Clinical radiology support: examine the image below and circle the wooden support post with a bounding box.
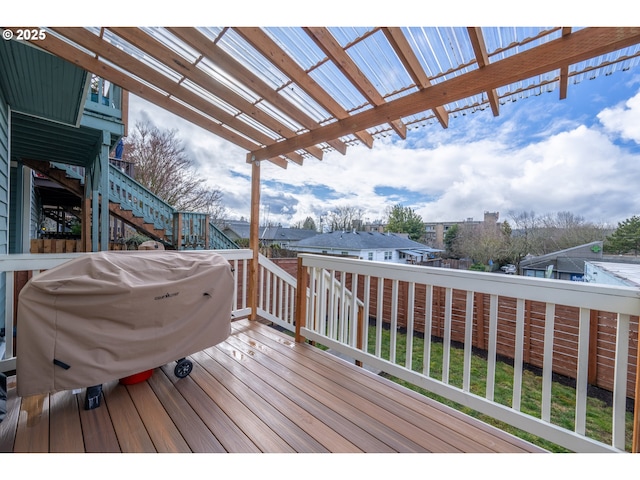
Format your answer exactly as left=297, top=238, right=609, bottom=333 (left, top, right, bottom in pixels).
left=295, top=256, right=308, bottom=343
left=248, top=160, right=261, bottom=321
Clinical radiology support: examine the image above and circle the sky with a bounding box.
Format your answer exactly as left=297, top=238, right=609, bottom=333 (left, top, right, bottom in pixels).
left=128, top=57, right=640, bottom=229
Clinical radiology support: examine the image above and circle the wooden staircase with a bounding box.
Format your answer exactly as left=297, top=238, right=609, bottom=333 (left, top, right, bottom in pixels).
left=23, top=159, right=237, bottom=250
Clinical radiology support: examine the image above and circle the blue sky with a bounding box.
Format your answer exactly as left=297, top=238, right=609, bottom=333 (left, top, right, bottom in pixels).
left=130, top=66, right=640, bottom=228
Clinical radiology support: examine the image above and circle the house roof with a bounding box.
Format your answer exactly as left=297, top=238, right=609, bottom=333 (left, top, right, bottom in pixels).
left=588, top=261, right=640, bottom=288
left=14, top=27, right=640, bottom=169
left=520, top=241, right=604, bottom=266
left=260, top=226, right=317, bottom=242
left=520, top=241, right=604, bottom=274
left=222, top=220, right=316, bottom=242
left=293, top=230, right=438, bottom=251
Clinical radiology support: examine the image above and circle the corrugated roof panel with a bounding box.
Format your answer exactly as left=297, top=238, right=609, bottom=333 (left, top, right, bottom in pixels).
left=196, top=58, right=261, bottom=104
left=254, top=100, right=306, bottom=133
left=341, top=28, right=416, bottom=99
left=142, top=27, right=201, bottom=64
left=180, top=78, right=240, bottom=117
left=102, top=28, right=183, bottom=83
left=308, top=60, right=368, bottom=113
left=401, top=27, right=475, bottom=81
left=263, top=27, right=326, bottom=71
left=218, top=28, right=291, bottom=91
left=482, top=27, right=561, bottom=59
left=326, top=26, right=376, bottom=47
left=277, top=83, right=333, bottom=125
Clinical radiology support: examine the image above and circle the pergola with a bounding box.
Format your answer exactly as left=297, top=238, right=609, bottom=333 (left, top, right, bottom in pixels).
left=21, top=26, right=640, bottom=315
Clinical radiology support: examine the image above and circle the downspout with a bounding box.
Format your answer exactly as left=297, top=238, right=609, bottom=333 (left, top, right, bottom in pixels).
left=248, top=159, right=260, bottom=320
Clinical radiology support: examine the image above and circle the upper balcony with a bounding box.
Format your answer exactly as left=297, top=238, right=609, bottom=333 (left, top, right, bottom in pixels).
left=1, top=251, right=638, bottom=453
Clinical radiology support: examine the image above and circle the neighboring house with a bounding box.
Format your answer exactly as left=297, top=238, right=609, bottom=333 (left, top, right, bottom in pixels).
left=519, top=241, right=604, bottom=281
left=221, top=220, right=251, bottom=243
left=424, top=211, right=500, bottom=249
left=584, top=260, right=640, bottom=288
left=221, top=220, right=316, bottom=249
left=290, top=230, right=442, bottom=264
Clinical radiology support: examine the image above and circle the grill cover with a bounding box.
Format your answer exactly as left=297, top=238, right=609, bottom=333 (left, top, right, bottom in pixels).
left=16, top=250, right=234, bottom=397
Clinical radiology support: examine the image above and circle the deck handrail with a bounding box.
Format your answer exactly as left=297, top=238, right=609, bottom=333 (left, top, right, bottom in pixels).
left=295, top=253, right=640, bottom=453
left=49, top=161, right=237, bottom=250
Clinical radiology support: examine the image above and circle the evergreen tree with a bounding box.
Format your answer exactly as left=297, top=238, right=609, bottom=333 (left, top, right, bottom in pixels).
left=605, top=215, right=640, bottom=255
left=444, top=224, right=460, bottom=258
left=385, top=204, right=425, bottom=241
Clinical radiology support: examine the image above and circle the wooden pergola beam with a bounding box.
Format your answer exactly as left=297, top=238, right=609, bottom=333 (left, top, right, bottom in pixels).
left=43, top=27, right=289, bottom=168
left=559, top=27, right=573, bottom=100
left=108, top=27, right=324, bottom=162
left=27, top=29, right=260, bottom=152
left=166, top=27, right=348, bottom=157
left=382, top=27, right=449, bottom=129
left=234, top=27, right=376, bottom=150
left=467, top=27, right=500, bottom=117
left=248, top=27, right=640, bottom=162
left=304, top=27, right=407, bottom=139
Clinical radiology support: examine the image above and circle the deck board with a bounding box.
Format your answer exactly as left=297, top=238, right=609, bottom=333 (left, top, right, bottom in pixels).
left=49, top=390, right=84, bottom=453
left=2, top=319, right=547, bottom=453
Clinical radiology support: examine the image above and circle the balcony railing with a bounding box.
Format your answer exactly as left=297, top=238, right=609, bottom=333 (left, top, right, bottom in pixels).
left=2, top=251, right=639, bottom=452
left=294, top=254, right=640, bottom=453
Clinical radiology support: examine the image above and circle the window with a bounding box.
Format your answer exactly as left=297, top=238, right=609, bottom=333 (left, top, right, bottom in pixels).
left=368, top=252, right=373, bottom=260
left=384, top=251, right=392, bottom=260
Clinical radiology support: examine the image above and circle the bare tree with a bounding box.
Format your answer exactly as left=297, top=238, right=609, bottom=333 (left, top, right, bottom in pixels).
left=325, top=205, right=365, bottom=232
left=122, top=120, right=226, bottom=221
left=508, top=210, right=611, bottom=255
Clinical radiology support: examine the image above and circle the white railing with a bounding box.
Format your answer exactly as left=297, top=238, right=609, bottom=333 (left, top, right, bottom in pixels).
left=296, top=253, right=640, bottom=453
left=256, top=255, right=297, bottom=330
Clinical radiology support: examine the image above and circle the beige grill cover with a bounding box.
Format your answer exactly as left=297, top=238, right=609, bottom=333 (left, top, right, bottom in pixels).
left=16, top=250, right=234, bottom=397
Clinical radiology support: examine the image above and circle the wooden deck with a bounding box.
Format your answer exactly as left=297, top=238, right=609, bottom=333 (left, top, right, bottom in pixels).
left=1, top=318, right=545, bottom=453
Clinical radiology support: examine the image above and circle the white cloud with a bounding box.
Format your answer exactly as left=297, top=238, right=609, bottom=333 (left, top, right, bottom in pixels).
left=597, top=90, right=640, bottom=144
left=128, top=78, right=640, bottom=229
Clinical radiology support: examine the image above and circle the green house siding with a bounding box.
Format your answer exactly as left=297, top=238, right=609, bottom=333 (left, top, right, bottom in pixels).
left=0, top=88, right=8, bottom=333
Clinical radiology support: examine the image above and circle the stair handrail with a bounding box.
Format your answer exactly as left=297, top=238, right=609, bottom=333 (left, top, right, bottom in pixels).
left=51, top=161, right=237, bottom=249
